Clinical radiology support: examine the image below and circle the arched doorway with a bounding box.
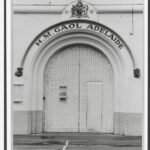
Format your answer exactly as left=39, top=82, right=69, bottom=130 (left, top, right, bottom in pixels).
left=43, top=44, right=114, bottom=133
left=19, top=20, right=135, bottom=134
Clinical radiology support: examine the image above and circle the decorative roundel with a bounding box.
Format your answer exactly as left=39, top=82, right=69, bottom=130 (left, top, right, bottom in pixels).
left=62, top=0, right=98, bottom=21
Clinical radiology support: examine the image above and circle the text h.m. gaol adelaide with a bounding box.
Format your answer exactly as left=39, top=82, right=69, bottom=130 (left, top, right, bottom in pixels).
left=13, top=0, right=144, bottom=135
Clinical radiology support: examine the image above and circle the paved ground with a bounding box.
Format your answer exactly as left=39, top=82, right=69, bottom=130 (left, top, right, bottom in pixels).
left=13, top=133, right=142, bottom=150
left=14, top=145, right=142, bottom=150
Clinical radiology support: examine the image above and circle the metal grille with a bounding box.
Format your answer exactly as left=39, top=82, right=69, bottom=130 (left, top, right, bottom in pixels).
left=43, top=47, right=79, bottom=132
left=79, top=47, right=113, bottom=132
left=43, top=45, right=113, bottom=133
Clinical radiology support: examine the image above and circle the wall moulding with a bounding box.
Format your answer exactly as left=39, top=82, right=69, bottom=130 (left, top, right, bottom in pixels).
left=13, top=5, right=143, bottom=14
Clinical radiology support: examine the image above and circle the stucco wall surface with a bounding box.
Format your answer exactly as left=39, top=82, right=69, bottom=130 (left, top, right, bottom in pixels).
left=12, top=0, right=144, bottom=136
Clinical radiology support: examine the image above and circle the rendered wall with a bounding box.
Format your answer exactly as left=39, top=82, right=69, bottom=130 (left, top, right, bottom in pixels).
left=12, top=0, right=144, bottom=135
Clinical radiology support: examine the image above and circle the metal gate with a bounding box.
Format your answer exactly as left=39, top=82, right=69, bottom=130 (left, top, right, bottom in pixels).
left=43, top=45, right=113, bottom=133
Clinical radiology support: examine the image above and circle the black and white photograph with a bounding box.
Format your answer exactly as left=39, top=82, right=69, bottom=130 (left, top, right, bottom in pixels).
left=9, top=0, right=147, bottom=150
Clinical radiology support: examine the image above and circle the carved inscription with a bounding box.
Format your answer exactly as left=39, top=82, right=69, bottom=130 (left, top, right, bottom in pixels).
left=35, top=21, right=124, bottom=49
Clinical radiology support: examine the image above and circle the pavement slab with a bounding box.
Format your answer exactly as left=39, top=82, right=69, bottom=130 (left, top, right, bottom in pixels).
left=14, top=145, right=142, bottom=150
left=14, top=133, right=142, bottom=147
left=13, top=133, right=142, bottom=150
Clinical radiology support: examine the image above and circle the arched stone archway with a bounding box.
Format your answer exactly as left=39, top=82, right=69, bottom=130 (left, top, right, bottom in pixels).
left=17, top=20, right=136, bottom=134
left=21, top=20, right=136, bottom=68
